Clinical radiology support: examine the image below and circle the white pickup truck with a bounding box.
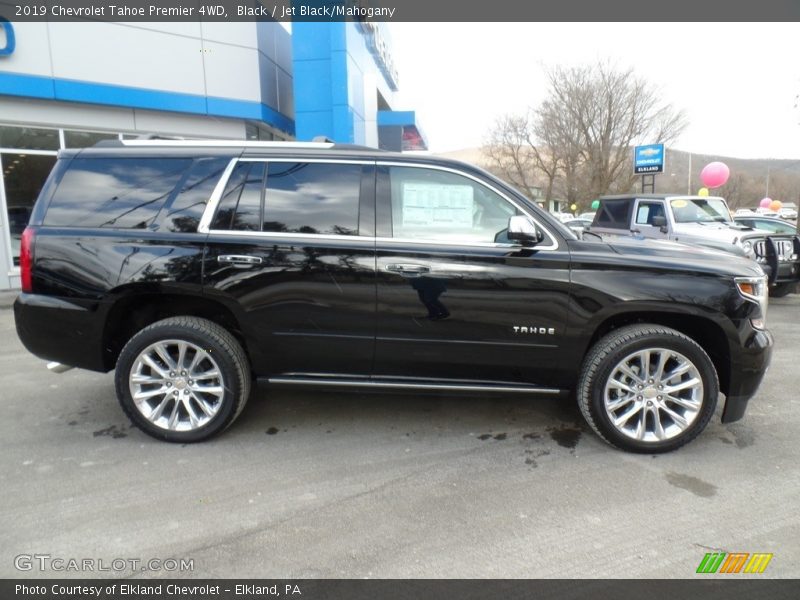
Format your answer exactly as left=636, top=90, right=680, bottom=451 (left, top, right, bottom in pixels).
left=589, top=194, right=800, bottom=297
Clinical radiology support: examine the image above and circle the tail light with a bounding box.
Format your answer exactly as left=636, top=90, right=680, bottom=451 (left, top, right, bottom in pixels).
left=20, top=227, right=34, bottom=293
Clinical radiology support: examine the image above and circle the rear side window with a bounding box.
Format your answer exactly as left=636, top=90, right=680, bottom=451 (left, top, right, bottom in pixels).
left=211, top=162, right=265, bottom=232
left=210, top=161, right=363, bottom=236
left=595, top=199, right=632, bottom=230
left=44, top=157, right=191, bottom=229
left=161, top=157, right=231, bottom=233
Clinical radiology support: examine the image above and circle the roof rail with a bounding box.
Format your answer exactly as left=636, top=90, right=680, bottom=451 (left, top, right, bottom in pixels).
left=119, top=140, right=335, bottom=149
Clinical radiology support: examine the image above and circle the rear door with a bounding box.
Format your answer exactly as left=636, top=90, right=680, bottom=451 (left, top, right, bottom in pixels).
left=371, top=163, right=572, bottom=389
left=202, top=158, right=377, bottom=378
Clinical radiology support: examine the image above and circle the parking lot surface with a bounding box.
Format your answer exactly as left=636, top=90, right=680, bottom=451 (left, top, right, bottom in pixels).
left=1, top=294, right=798, bottom=578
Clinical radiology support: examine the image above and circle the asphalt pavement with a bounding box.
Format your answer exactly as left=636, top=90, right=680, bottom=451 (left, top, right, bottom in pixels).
left=1, top=294, right=798, bottom=579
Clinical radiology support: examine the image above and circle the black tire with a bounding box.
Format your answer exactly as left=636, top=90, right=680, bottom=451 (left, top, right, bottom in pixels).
left=769, top=282, right=796, bottom=298
left=115, top=316, right=251, bottom=443
left=577, top=324, right=718, bottom=453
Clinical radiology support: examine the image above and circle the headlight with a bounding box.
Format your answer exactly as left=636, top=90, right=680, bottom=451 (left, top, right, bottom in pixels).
left=741, top=240, right=754, bottom=258
left=735, top=276, right=768, bottom=329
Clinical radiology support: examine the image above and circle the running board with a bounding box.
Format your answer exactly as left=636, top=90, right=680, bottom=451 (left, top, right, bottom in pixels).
left=265, top=377, right=562, bottom=395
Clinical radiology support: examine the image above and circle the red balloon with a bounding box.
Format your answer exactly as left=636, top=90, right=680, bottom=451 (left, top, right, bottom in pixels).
left=700, top=162, right=730, bottom=189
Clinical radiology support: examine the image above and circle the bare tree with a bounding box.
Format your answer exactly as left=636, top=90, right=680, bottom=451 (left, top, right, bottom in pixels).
left=543, top=62, right=688, bottom=202
left=484, top=61, right=688, bottom=212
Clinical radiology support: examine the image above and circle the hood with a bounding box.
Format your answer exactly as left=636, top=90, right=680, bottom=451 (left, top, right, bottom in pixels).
left=577, top=235, right=765, bottom=279
left=672, top=221, right=751, bottom=244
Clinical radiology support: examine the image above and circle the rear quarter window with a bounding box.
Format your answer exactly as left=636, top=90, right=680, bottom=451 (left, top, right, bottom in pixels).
left=595, top=199, right=633, bottom=229
left=43, top=157, right=192, bottom=229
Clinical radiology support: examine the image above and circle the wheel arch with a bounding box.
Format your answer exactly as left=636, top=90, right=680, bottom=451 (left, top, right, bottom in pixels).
left=582, top=309, right=732, bottom=398
left=101, top=288, right=250, bottom=372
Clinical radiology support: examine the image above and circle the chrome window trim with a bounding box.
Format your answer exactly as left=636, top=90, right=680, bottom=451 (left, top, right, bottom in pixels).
left=197, top=157, right=239, bottom=234
left=121, top=140, right=335, bottom=149
left=375, top=161, right=560, bottom=251
left=198, top=157, right=561, bottom=251
left=237, top=157, right=374, bottom=164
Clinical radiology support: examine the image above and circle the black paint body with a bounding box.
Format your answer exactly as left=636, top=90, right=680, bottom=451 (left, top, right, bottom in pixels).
left=14, top=145, right=773, bottom=423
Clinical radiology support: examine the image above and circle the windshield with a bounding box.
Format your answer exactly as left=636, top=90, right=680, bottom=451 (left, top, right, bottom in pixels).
left=670, top=198, right=732, bottom=223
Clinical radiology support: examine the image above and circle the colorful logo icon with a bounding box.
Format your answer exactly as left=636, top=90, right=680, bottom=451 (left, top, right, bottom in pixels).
left=696, top=552, right=773, bottom=574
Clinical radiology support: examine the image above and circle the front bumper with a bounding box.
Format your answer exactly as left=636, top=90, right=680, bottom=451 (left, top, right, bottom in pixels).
left=722, top=327, right=773, bottom=423
left=760, top=235, right=800, bottom=285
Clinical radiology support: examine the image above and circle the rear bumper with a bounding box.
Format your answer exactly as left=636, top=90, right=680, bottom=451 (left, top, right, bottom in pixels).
left=14, top=293, right=107, bottom=372
left=722, top=327, right=773, bottom=423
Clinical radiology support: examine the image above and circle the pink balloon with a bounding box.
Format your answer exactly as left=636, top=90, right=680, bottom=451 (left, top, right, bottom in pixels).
left=700, top=162, right=730, bottom=189
left=760, top=197, right=772, bottom=208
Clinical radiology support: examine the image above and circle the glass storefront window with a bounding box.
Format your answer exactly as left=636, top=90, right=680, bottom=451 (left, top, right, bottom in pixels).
left=63, top=130, right=119, bottom=148
left=2, top=153, right=58, bottom=265
left=0, top=125, right=60, bottom=151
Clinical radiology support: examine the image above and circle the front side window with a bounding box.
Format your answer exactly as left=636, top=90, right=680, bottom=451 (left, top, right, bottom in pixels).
left=388, top=166, right=519, bottom=243
left=263, top=162, right=361, bottom=236
left=635, top=201, right=666, bottom=226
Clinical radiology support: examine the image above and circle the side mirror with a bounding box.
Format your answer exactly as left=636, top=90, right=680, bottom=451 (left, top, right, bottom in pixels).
left=651, top=215, right=668, bottom=233
left=507, top=215, right=543, bottom=246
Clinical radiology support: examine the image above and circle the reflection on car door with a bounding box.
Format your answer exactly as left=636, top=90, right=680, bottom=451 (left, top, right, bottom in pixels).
left=202, top=159, right=377, bottom=378
left=372, top=163, right=572, bottom=388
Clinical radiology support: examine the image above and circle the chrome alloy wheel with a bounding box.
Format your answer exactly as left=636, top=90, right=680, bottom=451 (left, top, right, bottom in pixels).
left=603, top=348, right=704, bottom=443
left=129, top=339, right=225, bottom=432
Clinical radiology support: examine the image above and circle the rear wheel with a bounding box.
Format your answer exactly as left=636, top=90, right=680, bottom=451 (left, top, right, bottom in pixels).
left=115, top=317, right=251, bottom=442
left=577, top=324, right=718, bottom=453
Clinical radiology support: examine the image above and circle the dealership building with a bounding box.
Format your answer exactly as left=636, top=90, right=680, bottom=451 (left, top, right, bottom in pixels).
left=0, top=19, right=426, bottom=289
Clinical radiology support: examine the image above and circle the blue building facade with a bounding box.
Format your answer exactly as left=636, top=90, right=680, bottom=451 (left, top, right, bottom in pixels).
left=0, top=18, right=426, bottom=289
left=292, top=20, right=426, bottom=149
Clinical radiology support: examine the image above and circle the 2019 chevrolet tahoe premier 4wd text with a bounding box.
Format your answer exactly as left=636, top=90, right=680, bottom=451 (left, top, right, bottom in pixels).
left=14, top=140, right=773, bottom=452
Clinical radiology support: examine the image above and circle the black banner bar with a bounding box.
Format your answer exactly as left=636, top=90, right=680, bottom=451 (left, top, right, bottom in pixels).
left=2, top=0, right=800, bottom=22
left=3, top=579, right=800, bottom=600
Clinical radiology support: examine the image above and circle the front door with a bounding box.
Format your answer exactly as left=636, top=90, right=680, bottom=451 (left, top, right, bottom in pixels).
left=372, top=163, right=572, bottom=388
left=202, top=158, right=377, bottom=377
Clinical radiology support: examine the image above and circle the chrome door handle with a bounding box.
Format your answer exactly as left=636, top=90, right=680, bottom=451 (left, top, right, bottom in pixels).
left=385, top=263, right=431, bottom=275
left=217, top=254, right=262, bottom=266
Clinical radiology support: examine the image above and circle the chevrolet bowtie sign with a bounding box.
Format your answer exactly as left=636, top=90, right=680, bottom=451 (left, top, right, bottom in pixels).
left=634, top=143, right=665, bottom=174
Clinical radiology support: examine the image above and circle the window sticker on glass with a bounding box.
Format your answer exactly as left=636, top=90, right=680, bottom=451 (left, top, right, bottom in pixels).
left=401, top=182, right=474, bottom=229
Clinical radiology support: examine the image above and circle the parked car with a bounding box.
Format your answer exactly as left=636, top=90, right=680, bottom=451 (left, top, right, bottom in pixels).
left=551, top=211, right=575, bottom=223
left=564, top=218, right=592, bottom=234
left=15, top=141, right=773, bottom=453
left=734, top=215, right=797, bottom=235
left=590, top=194, right=800, bottom=297
left=779, top=207, right=798, bottom=220
left=578, top=211, right=596, bottom=221
left=734, top=208, right=757, bottom=217
left=755, top=207, right=780, bottom=217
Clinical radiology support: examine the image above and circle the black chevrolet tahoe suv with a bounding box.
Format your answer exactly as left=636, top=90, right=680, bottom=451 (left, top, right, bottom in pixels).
left=14, top=140, right=773, bottom=453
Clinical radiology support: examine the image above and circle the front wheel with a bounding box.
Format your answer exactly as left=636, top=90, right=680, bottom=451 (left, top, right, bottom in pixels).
left=115, top=316, right=251, bottom=443
left=577, top=324, right=718, bottom=453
